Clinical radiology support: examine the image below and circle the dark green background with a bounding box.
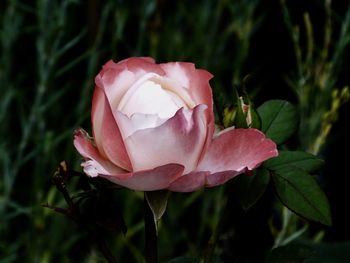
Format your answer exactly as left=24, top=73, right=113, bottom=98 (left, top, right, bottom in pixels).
left=1, top=0, right=350, bottom=262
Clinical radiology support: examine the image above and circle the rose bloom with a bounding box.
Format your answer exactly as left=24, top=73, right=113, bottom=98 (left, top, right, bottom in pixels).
left=74, top=57, right=277, bottom=192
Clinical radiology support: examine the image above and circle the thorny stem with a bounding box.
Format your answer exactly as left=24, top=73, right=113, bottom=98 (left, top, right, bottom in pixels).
left=48, top=162, right=118, bottom=263
left=144, top=193, right=158, bottom=263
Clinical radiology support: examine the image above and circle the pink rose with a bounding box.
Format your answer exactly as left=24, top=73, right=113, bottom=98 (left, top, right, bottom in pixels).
left=74, top=57, right=278, bottom=192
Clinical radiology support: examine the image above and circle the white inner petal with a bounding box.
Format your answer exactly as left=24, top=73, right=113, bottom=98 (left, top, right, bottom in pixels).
left=118, top=77, right=188, bottom=118
left=129, top=113, right=167, bottom=131
left=151, top=76, right=196, bottom=109
left=116, top=111, right=168, bottom=139
left=82, top=160, right=107, bottom=177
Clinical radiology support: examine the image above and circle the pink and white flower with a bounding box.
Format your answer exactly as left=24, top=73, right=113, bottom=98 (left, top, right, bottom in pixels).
left=74, top=57, right=278, bottom=192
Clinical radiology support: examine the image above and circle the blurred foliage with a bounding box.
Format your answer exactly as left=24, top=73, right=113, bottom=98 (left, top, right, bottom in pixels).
left=281, top=0, right=350, bottom=154
left=0, top=0, right=349, bottom=262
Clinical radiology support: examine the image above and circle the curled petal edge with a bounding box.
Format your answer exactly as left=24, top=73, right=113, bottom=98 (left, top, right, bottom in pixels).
left=169, top=128, right=278, bottom=192
left=101, top=164, right=185, bottom=191
left=73, top=128, right=128, bottom=178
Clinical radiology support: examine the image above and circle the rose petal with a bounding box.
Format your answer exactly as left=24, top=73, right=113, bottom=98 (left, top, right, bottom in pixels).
left=168, top=171, right=209, bottom=192
left=198, top=119, right=215, bottom=164
left=160, top=62, right=214, bottom=121
left=124, top=105, right=208, bottom=174
left=96, top=58, right=166, bottom=109
left=118, top=57, right=164, bottom=78
left=73, top=129, right=126, bottom=177
left=197, top=128, right=278, bottom=186
left=91, top=86, right=132, bottom=171
left=151, top=75, right=196, bottom=109
left=206, top=171, right=241, bottom=188
left=118, top=56, right=155, bottom=64
left=96, top=66, right=136, bottom=109
left=101, top=164, right=184, bottom=191
left=160, top=62, right=215, bottom=161
left=116, top=111, right=167, bottom=139
left=117, top=73, right=187, bottom=118
left=74, top=129, right=183, bottom=190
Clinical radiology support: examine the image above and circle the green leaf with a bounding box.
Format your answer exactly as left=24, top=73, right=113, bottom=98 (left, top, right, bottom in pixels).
left=272, top=167, right=332, bottom=226
left=264, top=150, right=324, bottom=173
left=233, top=168, right=270, bottom=211
left=266, top=243, right=315, bottom=263
left=257, top=100, right=298, bottom=144
left=301, top=241, right=350, bottom=263
left=145, top=190, right=170, bottom=232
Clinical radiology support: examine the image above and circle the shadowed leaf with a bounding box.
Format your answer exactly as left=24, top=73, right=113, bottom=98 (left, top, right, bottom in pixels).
left=258, top=100, right=298, bottom=144
left=272, top=167, right=332, bottom=226
left=233, top=168, right=270, bottom=211
left=266, top=243, right=315, bottom=263
left=264, top=150, right=324, bottom=173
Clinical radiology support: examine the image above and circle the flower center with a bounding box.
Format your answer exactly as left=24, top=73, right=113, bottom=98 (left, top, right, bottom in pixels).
left=118, top=73, right=188, bottom=118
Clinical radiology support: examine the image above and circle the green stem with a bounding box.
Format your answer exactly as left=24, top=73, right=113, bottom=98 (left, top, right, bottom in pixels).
left=203, top=213, right=225, bottom=263
left=144, top=193, right=158, bottom=263
left=203, top=192, right=229, bottom=263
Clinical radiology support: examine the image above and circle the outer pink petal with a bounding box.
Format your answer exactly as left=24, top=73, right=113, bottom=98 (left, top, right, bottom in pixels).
left=74, top=129, right=184, bottom=190
left=99, top=57, right=157, bottom=78
left=117, top=57, right=155, bottom=66
left=73, top=129, right=126, bottom=177
left=168, top=171, right=209, bottom=192
left=101, top=164, right=184, bottom=191
left=124, top=105, right=208, bottom=174
left=95, top=58, right=166, bottom=109
left=96, top=60, right=125, bottom=87
left=91, top=86, right=132, bottom=171
left=206, top=171, right=242, bottom=188
left=197, top=128, right=278, bottom=187
left=118, top=57, right=164, bottom=78
left=96, top=65, right=136, bottom=109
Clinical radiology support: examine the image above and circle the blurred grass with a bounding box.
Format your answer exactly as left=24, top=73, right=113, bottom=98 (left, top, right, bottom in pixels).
left=0, top=0, right=349, bottom=262
left=281, top=0, right=350, bottom=154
